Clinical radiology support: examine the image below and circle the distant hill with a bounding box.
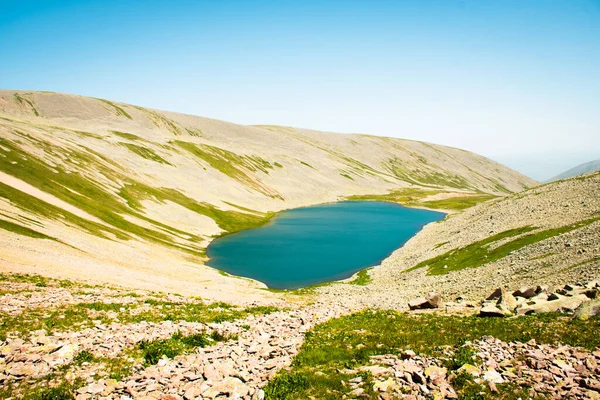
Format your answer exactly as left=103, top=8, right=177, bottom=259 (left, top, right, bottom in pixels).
left=547, top=159, right=600, bottom=182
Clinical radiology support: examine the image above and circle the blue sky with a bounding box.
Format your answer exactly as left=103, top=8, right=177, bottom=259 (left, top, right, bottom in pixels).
left=1, top=0, right=599, bottom=180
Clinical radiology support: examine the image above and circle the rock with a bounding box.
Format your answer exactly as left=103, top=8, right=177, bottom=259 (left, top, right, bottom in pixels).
left=480, top=304, right=509, bottom=318
left=53, top=343, right=79, bottom=363
left=373, top=377, right=397, bottom=392
left=7, top=362, right=37, bottom=377
left=496, top=289, right=518, bottom=311
left=513, top=286, right=537, bottom=299
left=573, top=299, right=600, bottom=320
left=161, top=395, right=182, bottom=400
left=457, top=364, right=480, bottom=377
left=401, top=350, right=416, bottom=359
left=482, top=369, right=504, bottom=384
left=358, top=365, right=392, bottom=377
left=516, top=294, right=589, bottom=315
left=183, top=382, right=204, bottom=400
left=202, top=377, right=249, bottom=399
left=531, top=293, right=549, bottom=302
left=424, top=366, right=447, bottom=384
left=486, top=288, right=502, bottom=301
left=585, top=280, right=600, bottom=289
left=408, top=292, right=441, bottom=310
left=252, top=389, right=265, bottom=400
left=548, top=292, right=562, bottom=301
left=535, top=285, right=549, bottom=294
left=564, top=284, right=582, bottom=292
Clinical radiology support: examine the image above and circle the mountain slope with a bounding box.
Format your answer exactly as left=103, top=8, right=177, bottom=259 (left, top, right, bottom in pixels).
left=548, top=159, right=600, bottom=182
left=0, top=90, right=537, bottom=300
left=317, top=172, right=600, bottom=308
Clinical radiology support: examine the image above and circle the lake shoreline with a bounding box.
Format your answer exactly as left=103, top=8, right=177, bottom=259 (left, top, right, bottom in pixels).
left=205, top=201, right=445, bottom=290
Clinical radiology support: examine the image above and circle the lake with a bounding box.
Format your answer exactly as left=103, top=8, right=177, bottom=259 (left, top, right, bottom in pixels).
left=206, top=201, right=445, bottom=289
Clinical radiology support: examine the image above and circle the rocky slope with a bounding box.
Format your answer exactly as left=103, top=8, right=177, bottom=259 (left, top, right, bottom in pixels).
left=0, top=90, right=535, bottom=300
left=317, top=172, right=600, bottom=308
left=548, top=159, right=600, bottom=182
left=3, top=274, right=599, bottom=400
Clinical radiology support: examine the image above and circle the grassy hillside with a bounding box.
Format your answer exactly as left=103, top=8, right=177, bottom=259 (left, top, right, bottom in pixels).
left=0, top=90, right=536, bottom=297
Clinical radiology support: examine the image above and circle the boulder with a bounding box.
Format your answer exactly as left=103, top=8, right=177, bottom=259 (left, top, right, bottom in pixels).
left=480, top=304, right=510, bottom=318
left=564, top=283, right=582, bottom=292
left=513, top=286, right=537, bottom=299
left=516, top=294, right=589, bottom=315
left=585, top=280, right=600, bottom=289
left=486, top=288, right=502, bottom=301
left=535, top=285, right=549, bottom=294
left=496, top=289, right=518, bottom=311
left=548, top=292, right=562, bottom=301
left=573, top=299, right=600, bottom=320
left=530, top=293, right=549, bottom=302
left=408, top=292, right=441, bottom=310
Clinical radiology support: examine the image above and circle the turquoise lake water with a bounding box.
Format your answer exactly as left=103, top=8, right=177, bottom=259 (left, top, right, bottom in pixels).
left=206, top=201, right=445, bottom=289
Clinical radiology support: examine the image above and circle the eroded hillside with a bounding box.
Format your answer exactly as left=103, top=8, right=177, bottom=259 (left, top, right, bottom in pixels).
left=0, top=90, right=536, bottom=299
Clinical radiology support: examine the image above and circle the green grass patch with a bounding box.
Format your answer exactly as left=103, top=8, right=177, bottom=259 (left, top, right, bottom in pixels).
left=13, top=93, right=40, bottom=116
left=0, top=218, right=57, bottom=241
left=340, top=172, right=354, bottom=180
left=139, top=330, right=233, bottom=365
left=529, top=252, right=556, bottom=261
left=0, top=293, right=278, bottom=340
left=119, top=142, right=173, bottom=165
left=73, top=350, right=95, bottom=365
left=0, top=305, right=109, bottom=340
left=174, top=141, right=279, bottom=196
left=98, top=99, right=132, bottom=119
left=347, top=187, right=441, bottom=205
left=0, top=377, right=85, bottom=400
left=134, top=106, right=181, bottom=135
left=348, top=188, right=494, bottom=211
left=185, top=127, right=204, bottom=137
left=420, top=194, right=496, bottom=211
left=0, top=273, right=79, bottom=288
left=111, top=130, right=140, bottom=140
left=264, top=310, right=600, bottom=399
left=347, top=269, right=372, bottom=285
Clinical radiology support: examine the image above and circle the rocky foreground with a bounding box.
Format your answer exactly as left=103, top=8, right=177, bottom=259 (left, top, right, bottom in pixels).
left=1, top=274, right=600, bottom=399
